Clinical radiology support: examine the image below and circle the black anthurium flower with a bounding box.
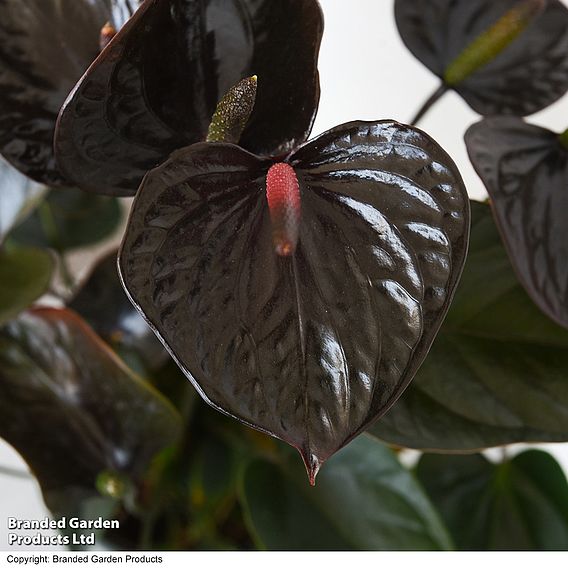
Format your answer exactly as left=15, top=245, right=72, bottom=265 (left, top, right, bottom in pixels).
left=0, top=0, right=141, bottom=186
left=465, top=117, right=568, bottom=329
left=54, top=0, right=324, bottom=197
left=395, top=0, right=568, bottom=124
left=118, top=120, right=471, bottom=483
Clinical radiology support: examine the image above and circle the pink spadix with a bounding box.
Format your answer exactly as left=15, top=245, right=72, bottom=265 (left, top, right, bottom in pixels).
left=266, top=163, right=302, bottom=256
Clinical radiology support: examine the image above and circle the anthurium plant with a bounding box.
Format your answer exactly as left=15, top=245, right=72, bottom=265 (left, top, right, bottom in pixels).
left=1, top=0, right=568, bottom=551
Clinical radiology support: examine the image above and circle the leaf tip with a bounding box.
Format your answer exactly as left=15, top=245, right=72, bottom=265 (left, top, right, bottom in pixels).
left=300, top=450, right=322, bottom=486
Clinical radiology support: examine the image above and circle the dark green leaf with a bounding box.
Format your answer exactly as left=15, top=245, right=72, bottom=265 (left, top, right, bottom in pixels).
left=55, top=0, right=324, bottom=196
left=186, top=435, right=239, bottom=544
left=11, top=188, right=121, bottom=252
left=372, top=201, right=568, bottom=450
left=239, top=435, right=453, bottom=551
left=465, top=116, right=568, bottom=328
left=69, top=250, right=168, bottom=370
left=0, top=246, right=54, bottom=325
left=118, top=121, right=469, bottom=479
left=416, top=450, right=568, bottom=550
left=190, top=437, right=236, bottom=506
left=0, top=159, right=47, bottom=244
left=0, top=308, right=181, bottom=516
left=396, top=0, right=568, bottom=116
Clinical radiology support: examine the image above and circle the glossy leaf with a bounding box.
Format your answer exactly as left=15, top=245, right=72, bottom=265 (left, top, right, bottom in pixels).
left=0, top=246, right=54, bottom=325
left=0, top=158, right=46, bottom=244
left=465, top=116, right=568, bottom=328
left=11, top=187, right=121, bottom=252
left=55, top=0, right=324, bottom=196
left=395, top=0, right=568, bottom=116
left=372, top=201, right=568, bottom=451
left=0, top=0, right=135, bottom=184
left=69, top=250, right=168, bottom=371
left=0, top=308, right=181, bottom=515
left=239, top=435, right=453, bottom=550
left=416, top=450, right=568, bottom=550
left=119, top=120, right=470, bottom=480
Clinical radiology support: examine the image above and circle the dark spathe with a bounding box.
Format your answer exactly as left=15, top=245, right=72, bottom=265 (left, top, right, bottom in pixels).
left=396, top=0, right=568, bottom=117
left=466, top=116, right=568, bottom=329
left=118, top=120, right=470, bottom=481
left=55, top=0, right=324, bottom=196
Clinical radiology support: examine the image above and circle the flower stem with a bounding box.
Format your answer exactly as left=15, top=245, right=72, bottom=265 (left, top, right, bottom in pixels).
left=559, top=128, right=568, bottom=150
left=410, top=84, right=449, bottom=127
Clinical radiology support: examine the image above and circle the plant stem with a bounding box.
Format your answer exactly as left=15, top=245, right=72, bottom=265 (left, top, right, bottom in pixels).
left=559, top=128, right=568, bottom=149
left=138, top=507, right=158, bottom=551
left=410, top=83, right=449, bottom=126
left=38, top=201, right=59, bottom=248
left=59, top=254, right=76, bottom=292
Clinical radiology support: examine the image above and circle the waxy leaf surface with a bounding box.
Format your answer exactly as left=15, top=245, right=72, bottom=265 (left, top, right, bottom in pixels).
left=70, top=250, right=168, bottom=370
left=55, top=0, right=324, bottom=197
left=240, top=435, right=453, bottom=550
left=0, top=0, right=138, bottom=185
left=0, top=246, right=54, bottom=325
left=416, top=450, right=568, bottom=550
left=0, top=158, right=46, bottom=244
left=465, top=116, right=568, bottom=328
left=395, top=0, right=568, bottom=116
left=372, top=202, right=568, bottom=451
left=119, top=121, right=470, bottom=479
left=0, top=308, right=181, bottom=515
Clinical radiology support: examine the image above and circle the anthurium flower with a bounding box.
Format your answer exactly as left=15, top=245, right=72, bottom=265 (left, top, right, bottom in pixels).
left=465, top=116, right=568, bottom=329
left=395, top=0, right=568, bottom=123
left=55, top=0, right=324, bottom=197
left=0, top=0, right=141, bottom=186
left=118, top=121, right=471, bottom=482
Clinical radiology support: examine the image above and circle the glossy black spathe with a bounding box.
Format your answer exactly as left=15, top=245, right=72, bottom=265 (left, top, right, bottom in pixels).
left=55, top=0, right=324, bottom=196
left=118, top=120, right=470, bottom=481
left=465, top=116, right=568, bottom=329
left=396, top=0, right=568, bottom=120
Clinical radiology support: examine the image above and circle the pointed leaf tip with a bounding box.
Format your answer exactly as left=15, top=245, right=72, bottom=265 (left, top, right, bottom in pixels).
left=300, top=450, right=322, bottom=486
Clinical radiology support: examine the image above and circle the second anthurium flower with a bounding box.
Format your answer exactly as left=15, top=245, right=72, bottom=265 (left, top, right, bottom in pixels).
left=55, top=0, right=471, bottom=481
left=396, top=0, right=568, bottom=123
left=55, top=0, right=324, bottom=196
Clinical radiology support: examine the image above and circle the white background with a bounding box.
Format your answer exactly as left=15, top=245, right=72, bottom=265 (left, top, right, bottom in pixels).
left=2, top=0, right=568, bottom=551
